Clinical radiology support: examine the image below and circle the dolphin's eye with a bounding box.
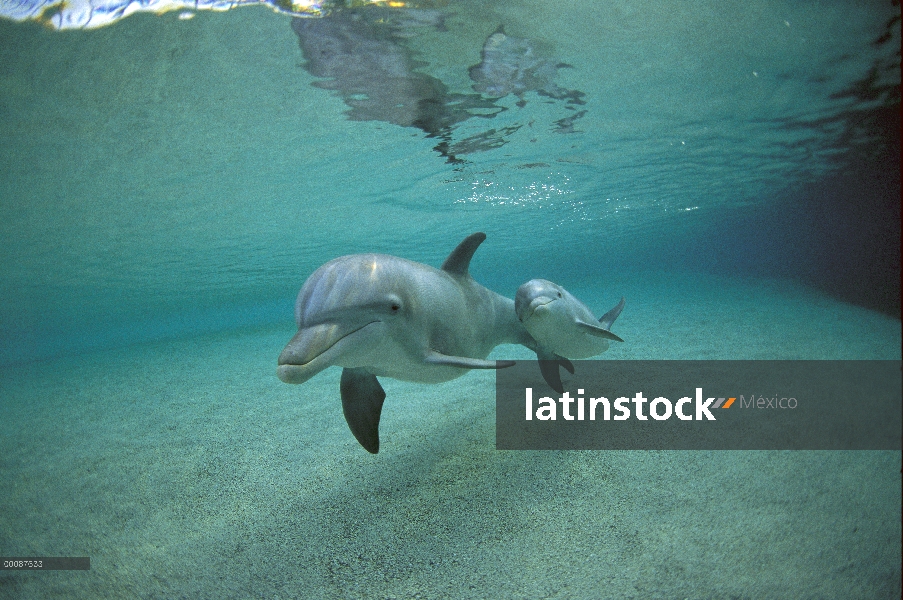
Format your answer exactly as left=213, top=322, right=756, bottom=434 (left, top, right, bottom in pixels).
left=557, top=292, right=562, bottom=298
left=391, top=304, right=400, bottom=311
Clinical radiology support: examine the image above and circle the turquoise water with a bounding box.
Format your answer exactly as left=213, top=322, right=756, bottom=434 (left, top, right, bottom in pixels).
left=1, top=0, right=900, bottom=597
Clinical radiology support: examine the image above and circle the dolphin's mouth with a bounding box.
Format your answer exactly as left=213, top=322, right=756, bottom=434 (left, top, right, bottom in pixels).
left=277, top=320, right=378, bottom=383
left=279, top=320, right=379, bottom=366
left=519, top=297, right=555, bottom=322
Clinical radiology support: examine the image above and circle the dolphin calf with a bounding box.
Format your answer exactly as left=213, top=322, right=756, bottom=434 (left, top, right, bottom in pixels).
left=515, top=279, right=625, bottom=391
left=278, top=233, right=535, bottom=453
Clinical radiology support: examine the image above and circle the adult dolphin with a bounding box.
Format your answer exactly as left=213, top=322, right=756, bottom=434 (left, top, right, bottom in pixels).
left=278, top=233, right=536, bottom=453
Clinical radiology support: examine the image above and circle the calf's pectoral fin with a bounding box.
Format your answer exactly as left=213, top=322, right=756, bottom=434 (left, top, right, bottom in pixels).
left=425, top=351, right=515, bottom=369
left=576, top=320, right=624, bottom=342
left=340, top=367, right=386, bottom=454
left=536, top=348, right=574, bottom=394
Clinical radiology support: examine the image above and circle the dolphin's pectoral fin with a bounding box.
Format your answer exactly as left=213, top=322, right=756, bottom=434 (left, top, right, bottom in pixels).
left=539, top=360, right=563, bottom=394
left=598, top=297, right=625, bottom=331
left=340, top=368, right=386, bottom=454
left=577, top=296, right=625, bottom=341
left=576, top=320, right=624, bottom=342
left=559, top=356, right=575, bottom=374
left=440, top=232, right=485, bottom=277
left=536, top=349, right=573, bottom=394
left=425, top=351, right=515, bottom=370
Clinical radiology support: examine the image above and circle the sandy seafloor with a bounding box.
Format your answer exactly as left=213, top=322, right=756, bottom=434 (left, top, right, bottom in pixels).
left=1, top=271, right=900, bottom=599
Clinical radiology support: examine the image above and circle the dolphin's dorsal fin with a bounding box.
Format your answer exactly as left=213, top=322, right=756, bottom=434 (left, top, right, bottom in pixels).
left=599, top=297, right=626, bottom=331
left=441, top=232, right=486, bottom=277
